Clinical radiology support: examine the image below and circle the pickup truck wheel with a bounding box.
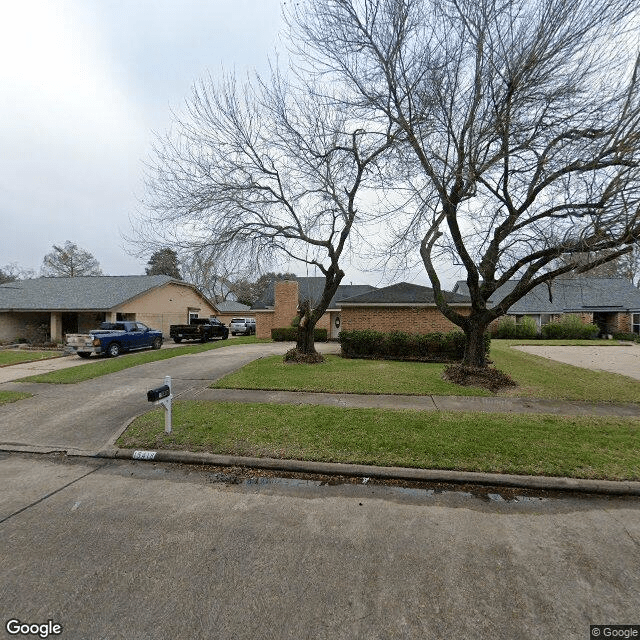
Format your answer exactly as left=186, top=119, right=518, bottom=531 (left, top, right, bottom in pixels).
left=200, top=335, right=208, bottom=343
left=152, top=337, right=162, bottom=350
left=106, top=342, right=121, bottom=357
left=77, top=352, right=91, bottom=359
left=173, top=337, right=182, bottom=343
left=222, top=332, right=229, bottom=340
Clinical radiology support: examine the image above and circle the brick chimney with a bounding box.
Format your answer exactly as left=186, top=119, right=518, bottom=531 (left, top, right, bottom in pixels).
left=273, top=280, right=299, bottom=328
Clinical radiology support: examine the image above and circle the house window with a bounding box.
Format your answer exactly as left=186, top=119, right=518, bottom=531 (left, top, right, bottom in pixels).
left=189, top=312, right=199, bottom=323
left=633, top=313, right=640, bottom=335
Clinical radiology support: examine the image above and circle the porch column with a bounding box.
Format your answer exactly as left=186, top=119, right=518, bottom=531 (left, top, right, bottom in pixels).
left=105, top=311, right=117, bottom=323
left=50, top=312, right=63, bottom=343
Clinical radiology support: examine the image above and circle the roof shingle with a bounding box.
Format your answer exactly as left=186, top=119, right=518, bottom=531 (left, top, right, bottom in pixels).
left=0, top=275, right=178, bottom=311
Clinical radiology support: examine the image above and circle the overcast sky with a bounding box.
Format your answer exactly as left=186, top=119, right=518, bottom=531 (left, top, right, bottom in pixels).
left=0, top=0, right=460, bottom=288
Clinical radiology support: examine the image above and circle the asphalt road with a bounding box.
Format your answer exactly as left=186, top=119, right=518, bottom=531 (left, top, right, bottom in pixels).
left=1, top=453, right=639, bottom=640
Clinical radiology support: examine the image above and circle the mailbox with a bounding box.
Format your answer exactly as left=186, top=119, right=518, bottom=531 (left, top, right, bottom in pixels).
left=147, top=384, right=171, bottom=403
left=146, top=376, right=173, bottom=434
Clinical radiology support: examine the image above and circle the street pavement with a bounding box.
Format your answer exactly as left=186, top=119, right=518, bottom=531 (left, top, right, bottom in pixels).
left=2, top=452, right=640, bottom=640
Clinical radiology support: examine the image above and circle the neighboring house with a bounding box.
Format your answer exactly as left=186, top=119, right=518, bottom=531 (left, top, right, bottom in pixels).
left=252, top=278, right=377, bottom=339
left=0, top=275, right=219, bottom=344
left=453, top=277, right=640, bottom=335
left=337, top=282, right=472, bottom=334
left=215, top=300, right=252, bottom=326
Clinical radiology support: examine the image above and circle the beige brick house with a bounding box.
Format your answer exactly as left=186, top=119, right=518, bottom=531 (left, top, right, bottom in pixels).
left=0, top=275, right=219, bottom=343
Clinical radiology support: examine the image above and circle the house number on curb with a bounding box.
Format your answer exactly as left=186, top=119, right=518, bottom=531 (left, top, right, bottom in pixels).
left=133, top=450, right=157, bottom=460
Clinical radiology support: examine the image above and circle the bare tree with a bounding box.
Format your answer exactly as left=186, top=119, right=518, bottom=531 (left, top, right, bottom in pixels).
left=41, top=241, right=102, bottom=277
left=291, top=0, right=640, bottom=366
left=563, top=246, right=640, bottom=284
left=138, top=70, right=394, bottom=356
left=0, top=263, right=35, bottom=284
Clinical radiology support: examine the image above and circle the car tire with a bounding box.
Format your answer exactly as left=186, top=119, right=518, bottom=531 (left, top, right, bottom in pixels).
left=106, top=342, right=121, bottom=357
left=173, top=337, right=182, bottom=343
left=152, top=338, right=162, bottom=350
left=222, top=331, right=229, bottom=340
left=77, top=352, right=91, bottom=359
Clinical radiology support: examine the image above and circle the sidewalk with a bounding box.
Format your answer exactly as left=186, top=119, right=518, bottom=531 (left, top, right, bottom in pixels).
left=188, top=387, right=640, bottom=417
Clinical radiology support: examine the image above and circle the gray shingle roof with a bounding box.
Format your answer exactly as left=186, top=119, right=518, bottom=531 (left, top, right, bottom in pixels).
left=454, top=278, right=640, bottom=313
left=0, top=275, right=178, bottom=311
left=216, top=300, right=252, bottom=313
left=338, top=282, right=472, bottom=305
left=251, top=277, right=377, bottom=310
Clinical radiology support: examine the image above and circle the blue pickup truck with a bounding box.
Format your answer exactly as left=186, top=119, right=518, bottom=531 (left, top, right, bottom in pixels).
left=65, top=321, right=163, bottom=358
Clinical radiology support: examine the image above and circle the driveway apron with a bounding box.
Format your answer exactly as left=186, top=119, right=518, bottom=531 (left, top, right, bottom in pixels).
left=0, top=343, right=293, bottom=455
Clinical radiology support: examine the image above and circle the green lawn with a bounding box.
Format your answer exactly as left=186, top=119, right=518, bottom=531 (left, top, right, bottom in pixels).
left=19, top=337, right=269, bottom=384
left=0, top=390, right=32, bottom=405
left=214, top=354, right=492, bottom=396
left=0, top=350, right=62, bottom=366
left=490, top=340, right=640, bottom=402
left=213, top=340, right=640, bottom=403
left=119, top=401, right=640, bottom=480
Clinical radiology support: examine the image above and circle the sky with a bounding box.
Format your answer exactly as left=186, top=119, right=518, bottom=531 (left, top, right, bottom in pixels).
left=0, top=0, right=460, bottom=288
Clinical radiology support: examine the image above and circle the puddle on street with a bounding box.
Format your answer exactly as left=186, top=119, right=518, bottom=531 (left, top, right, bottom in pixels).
left=21, top=451, right=640, bottom=512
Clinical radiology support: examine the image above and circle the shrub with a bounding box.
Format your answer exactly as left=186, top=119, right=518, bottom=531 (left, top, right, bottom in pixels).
left=340, top=329, right=490, bottom=362
left=494, top=317, right=517, bottom=339
left=494, top=316, right=538, bottom=339
left=540, top=315, right=600, bottom=339
left=515, top=315, right=539, bottom=338
left=612, top=332, right=640, bottom=343
left=271, top=327, right=328, bottom=342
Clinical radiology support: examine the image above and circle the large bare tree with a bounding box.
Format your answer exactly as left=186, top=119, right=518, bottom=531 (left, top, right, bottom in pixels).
left=41, top=241, right=102, bottom=277
left=291, top=0, right=640, bottom=366
left=139, top=71, right=394, bottom=355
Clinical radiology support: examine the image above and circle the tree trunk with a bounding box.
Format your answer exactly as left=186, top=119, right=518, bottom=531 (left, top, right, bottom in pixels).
left=462, top=321, right=489, bottom=368
left=296, top=299, right=317, bottom=355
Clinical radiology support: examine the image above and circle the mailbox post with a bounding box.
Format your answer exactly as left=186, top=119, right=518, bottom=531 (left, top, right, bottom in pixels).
left=147, top=375, right=173, bottom=434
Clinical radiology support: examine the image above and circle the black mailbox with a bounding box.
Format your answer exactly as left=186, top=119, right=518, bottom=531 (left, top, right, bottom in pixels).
left=147, top=385, right=171, bottom=402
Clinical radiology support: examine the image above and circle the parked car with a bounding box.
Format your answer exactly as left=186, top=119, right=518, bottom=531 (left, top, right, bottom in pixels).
left=169, top=317, right=229, bottom=343
left=229, top=317, right=256, bottom=336
left=65, top=321, right=163, bottom=358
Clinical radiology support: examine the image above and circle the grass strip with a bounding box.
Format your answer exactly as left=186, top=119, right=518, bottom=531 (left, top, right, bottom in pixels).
left=0, top=391, right=32, bottom=405
left=0, top=350, right=62, bottom=366
left=20, top=337, right=269, bottom=384
left=213, top=340, right=640, bottom=403
left=118, top=401, right=640, bottom=481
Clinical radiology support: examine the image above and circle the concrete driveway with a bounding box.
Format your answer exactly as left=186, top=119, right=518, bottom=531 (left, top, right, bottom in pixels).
left=513, top=343, right=640, bottom=381
left=0, top=342, right=334, bottom=455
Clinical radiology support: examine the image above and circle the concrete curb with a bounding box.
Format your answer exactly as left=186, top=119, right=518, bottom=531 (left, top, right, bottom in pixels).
left=94, top=446, right=640, bottom=497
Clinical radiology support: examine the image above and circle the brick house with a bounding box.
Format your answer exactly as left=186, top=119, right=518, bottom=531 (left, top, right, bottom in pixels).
left=337, top=282, right=472, bottom=334
left=0, top=275, right=220, bottom=343
left=453, top=277, right=640, bottom=335
left=251, top=278, right=376, bottom=339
